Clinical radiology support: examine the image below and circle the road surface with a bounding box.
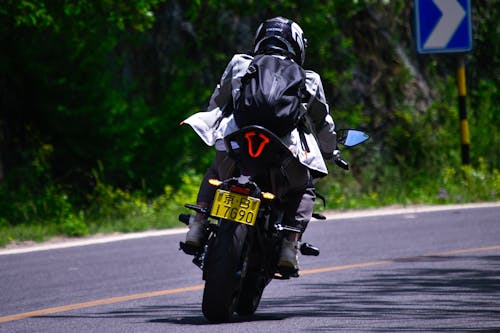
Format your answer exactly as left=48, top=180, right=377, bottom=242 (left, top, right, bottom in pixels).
left=1, top=203, right=499, bottom=332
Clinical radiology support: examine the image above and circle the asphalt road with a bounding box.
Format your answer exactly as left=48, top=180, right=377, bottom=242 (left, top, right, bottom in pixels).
left=1, top=203, right=499, bottom=332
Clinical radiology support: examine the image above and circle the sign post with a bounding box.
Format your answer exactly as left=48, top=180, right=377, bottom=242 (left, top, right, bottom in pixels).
left=456, top=55, right=470, bottom=165
left=415, top=0, right=473, bottom=165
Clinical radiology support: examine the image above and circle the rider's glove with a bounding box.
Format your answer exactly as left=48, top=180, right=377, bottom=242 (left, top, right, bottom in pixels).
left=323, top=149, right=340, bottom=163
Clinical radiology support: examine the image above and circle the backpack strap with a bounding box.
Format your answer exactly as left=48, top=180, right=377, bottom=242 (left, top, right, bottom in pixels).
left=211, top=79, right=235, bottom=128
left=297, top=89, right=319, bottom=152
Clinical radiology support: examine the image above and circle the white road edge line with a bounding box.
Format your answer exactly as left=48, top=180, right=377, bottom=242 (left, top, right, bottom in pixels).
left=322, top=201, right=500, bottom=220
left=1, top=201, right=499, bottom=256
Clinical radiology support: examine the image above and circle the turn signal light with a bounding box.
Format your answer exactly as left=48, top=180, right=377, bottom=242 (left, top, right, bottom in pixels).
left=208, top=179, right=222, bottom=187
left=261, top=192, right=275, bottom=200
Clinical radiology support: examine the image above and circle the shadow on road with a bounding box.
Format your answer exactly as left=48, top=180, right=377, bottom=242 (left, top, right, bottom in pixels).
left=263, top=254, right=500, bottom=332
left=36, top=254, right=500, bottom=331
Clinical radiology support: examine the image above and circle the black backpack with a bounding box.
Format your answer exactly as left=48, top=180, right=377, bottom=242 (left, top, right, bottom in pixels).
left=234, top=54, right=307, bottom=137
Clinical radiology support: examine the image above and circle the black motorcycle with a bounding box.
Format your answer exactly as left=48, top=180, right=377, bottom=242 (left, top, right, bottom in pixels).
left=179, top=125, right=368, bottom=323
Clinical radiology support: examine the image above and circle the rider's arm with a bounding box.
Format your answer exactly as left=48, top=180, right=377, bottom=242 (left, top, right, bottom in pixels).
left=304, top=71, right=337, bottom=159
left=207, top=54, right=253, bottom=113
left=206, top=60, right=235, bottom=112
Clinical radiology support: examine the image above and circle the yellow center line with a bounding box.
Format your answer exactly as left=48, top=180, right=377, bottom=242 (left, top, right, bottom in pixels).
left=301, top=260, right=392, bottom=275
left=300, top=245, right=500, bottom=276
left=424, top=245, right=500, bottom=256
left=1, top=244, right=500, bottom=324
left=0, top=285, right=204, bottom=324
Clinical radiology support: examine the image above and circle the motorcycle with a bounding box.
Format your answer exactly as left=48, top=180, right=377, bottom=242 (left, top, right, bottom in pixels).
left=179, top=125, right=368, bottom=323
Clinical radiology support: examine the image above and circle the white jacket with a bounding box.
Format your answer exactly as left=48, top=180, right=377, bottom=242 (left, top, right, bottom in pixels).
left=182, top=54, right=336, bottom=177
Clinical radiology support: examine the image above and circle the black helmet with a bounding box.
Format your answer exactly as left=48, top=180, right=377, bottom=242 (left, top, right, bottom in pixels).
left=253, top=17, right=308, bottom=65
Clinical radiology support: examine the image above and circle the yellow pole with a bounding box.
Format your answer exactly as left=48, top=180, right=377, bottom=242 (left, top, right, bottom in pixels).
left=457, top=55, right=470, bottom=165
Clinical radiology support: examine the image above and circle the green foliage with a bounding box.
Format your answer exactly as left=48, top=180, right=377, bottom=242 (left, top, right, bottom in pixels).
left=436, top=159, right=500, bottom=203
left=59, top=211, right=88, bottom=237
left=1, top=1, right=500, bottom=246
left=1, top=0, right=159, bottom=31
left=0, top=167, right=203, bottom=247
left=469, top=80, right=500, bottom=170
left=0, top=141, right=88, bottom=240
left=84, top=168, right=202, bottom=233
left=317, top=158, right=500, bottom=211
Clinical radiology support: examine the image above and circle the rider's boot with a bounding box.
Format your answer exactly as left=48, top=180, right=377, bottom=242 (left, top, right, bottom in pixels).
left=185, top=215, right=207, bottom=248
left=278, top=238, right=300, bottom=277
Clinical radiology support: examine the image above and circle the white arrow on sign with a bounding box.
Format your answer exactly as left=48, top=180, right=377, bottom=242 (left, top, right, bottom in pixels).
left=423, top=0, right=466, bottom=49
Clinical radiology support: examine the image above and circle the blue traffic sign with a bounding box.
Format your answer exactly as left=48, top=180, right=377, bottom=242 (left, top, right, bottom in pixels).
left=415, top=0, right=472, bottom=54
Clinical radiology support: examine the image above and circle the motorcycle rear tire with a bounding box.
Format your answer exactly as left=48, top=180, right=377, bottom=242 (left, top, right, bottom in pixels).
left=202, top=220, right=247, bottom=323
left=236, top=272, right=267, bottom=316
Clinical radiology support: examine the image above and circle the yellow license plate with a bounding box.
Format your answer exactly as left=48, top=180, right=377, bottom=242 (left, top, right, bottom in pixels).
left=210, top=189, right=261, bottom=226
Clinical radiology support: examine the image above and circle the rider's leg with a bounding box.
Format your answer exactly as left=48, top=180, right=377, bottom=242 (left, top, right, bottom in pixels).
left=185, top=150, right=233, bottom=247
left=278, top=183, right=316, bottom=272
left=185, top=151, right=223, bottom=246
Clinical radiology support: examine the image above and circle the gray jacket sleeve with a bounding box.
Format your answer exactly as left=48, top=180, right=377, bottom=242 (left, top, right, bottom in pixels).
left=304, top=70, right=337, bottom=159
left=206, top=60, right=235, bottom=112
left=206, top=54, right=253, bottom=113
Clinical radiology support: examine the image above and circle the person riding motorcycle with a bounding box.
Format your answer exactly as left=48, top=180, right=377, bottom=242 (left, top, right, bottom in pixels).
left=182, top=17, right=337, bottom=274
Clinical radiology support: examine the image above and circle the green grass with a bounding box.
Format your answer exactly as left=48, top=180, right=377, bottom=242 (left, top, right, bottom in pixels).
left=0, top=204, right=185, bottom=248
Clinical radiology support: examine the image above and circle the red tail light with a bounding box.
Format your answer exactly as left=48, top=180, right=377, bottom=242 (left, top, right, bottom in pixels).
left=230, top=185, right=251, bottom=195
left=244, top=131, right=270, bottom=158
